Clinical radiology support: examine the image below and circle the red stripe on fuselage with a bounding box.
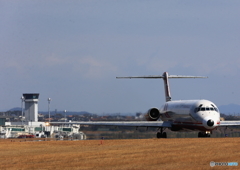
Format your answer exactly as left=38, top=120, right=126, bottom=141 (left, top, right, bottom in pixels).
left=172, top=121, right=217, bottom=131
left=173, top=121, right=202, bottom=125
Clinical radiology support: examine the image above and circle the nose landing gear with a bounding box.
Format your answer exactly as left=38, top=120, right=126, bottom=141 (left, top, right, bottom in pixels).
left=198, top=131, right=211, bottom=138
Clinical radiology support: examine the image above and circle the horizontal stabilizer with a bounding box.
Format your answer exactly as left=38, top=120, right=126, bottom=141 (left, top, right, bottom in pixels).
left=168, top=75, right=208, bottom=78
left=116, top=75, right=208, bottom=79
left=116, top=76, right=164, bottom=79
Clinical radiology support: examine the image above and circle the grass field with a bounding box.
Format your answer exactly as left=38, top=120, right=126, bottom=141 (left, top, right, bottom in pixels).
left=0, top=138, right=239, bottom=170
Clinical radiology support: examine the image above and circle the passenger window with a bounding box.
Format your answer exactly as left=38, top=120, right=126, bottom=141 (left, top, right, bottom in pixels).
left=200, top=107, right=206, bottom=111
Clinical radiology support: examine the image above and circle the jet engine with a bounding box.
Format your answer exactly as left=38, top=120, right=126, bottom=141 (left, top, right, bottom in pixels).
left=145, top=108, right=161, bottom=121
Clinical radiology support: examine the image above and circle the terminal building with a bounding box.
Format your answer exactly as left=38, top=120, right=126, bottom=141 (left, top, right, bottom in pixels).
left=0, top=93, right=86, bottom=139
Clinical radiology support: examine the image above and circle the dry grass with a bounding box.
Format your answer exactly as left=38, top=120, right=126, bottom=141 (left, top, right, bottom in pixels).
left=0, top=138, right=239, bottom=170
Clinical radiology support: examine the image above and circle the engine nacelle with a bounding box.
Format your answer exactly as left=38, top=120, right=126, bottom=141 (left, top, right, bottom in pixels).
left=145, top=108, right=161, bottom=121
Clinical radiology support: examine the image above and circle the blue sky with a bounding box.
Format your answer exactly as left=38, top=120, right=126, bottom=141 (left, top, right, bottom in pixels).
left=1, top=1, right=240, bottom=113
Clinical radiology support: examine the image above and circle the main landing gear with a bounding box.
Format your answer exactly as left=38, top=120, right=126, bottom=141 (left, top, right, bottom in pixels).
left=198, top=132, right=211, bottom=138
left=157, top=128, right=167, bottom=138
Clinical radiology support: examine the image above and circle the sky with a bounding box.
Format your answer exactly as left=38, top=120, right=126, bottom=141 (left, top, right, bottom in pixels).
left=1, top=0, right=240, bottom=113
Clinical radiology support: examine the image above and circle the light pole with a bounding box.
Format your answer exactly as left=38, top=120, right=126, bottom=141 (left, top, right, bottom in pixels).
left=64, top=110, right=67, bottom=122
left=48, top=98, right=51, bottom=122
left=21, top=96, right=25, bottom=125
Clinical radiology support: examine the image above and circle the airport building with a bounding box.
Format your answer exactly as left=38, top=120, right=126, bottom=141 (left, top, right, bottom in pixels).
left=24, top=93, right=39, bottom=122
left=0, top=93, right=86, bottom=140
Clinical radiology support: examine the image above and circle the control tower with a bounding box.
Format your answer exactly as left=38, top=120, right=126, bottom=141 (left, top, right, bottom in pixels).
left=23, top=93, right=39, bottom=122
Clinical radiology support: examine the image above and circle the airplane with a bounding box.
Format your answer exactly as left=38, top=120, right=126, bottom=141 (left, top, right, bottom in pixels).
left=51, top=72, right=240, bottom=138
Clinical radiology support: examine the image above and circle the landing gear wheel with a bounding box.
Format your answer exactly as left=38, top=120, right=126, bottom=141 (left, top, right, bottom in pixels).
left=198, top=132, right=211, bottom=138
left=157, top=127, right=167, bottom=138
left=157, top=132, right=162, bottom=138
left=162, top=132, right=167, bottom=138
left=157, top=132, right=167, bottom=138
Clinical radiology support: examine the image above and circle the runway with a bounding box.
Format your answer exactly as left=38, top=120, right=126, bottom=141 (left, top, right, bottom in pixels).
left=0, top=138, right=239, bottom=169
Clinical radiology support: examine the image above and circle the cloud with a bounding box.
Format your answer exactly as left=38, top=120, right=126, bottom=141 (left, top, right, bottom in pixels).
left=74, top=56, right=118, bottom=79
left=136, top=56, right=177, bottom=73
left=43, top=55, right=118, bottom=79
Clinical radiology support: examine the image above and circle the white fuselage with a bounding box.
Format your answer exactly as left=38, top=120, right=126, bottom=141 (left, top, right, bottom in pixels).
left=159, top=99, right=220, bottom=131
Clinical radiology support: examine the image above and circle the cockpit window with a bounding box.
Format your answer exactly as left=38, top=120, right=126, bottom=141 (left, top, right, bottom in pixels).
left=211, top=104, right=219, bottom=113
left=194, top=105, right=219, bottom=113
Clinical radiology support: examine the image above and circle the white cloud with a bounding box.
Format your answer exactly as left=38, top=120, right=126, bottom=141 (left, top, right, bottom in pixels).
left=44, top=54, right=67, bottom=66
left=43, top=55, right=118, bottom=79
left=75, top=56, right=118, bottom=79
left=136, top=56, right=178, bottom=73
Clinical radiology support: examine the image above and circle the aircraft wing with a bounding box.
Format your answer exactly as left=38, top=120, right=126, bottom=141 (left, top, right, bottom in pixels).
left=219, top=121, right=240, bottom=126
left=50, top=121, right=172, bottom=128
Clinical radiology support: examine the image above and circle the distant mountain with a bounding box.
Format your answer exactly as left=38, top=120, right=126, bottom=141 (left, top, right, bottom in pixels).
left=218, top=104, right=240, bottom=114
left=8, top=107, right=22, bottom=112
left=39, top=111, right=92, bottom=115
left=3, top=108, right=135, bottom=116
left=39, top=111, right=135, bottom=116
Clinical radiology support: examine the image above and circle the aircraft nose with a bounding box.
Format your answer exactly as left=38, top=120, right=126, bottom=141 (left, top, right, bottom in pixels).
left=207, top=119, right=214, bottom=127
